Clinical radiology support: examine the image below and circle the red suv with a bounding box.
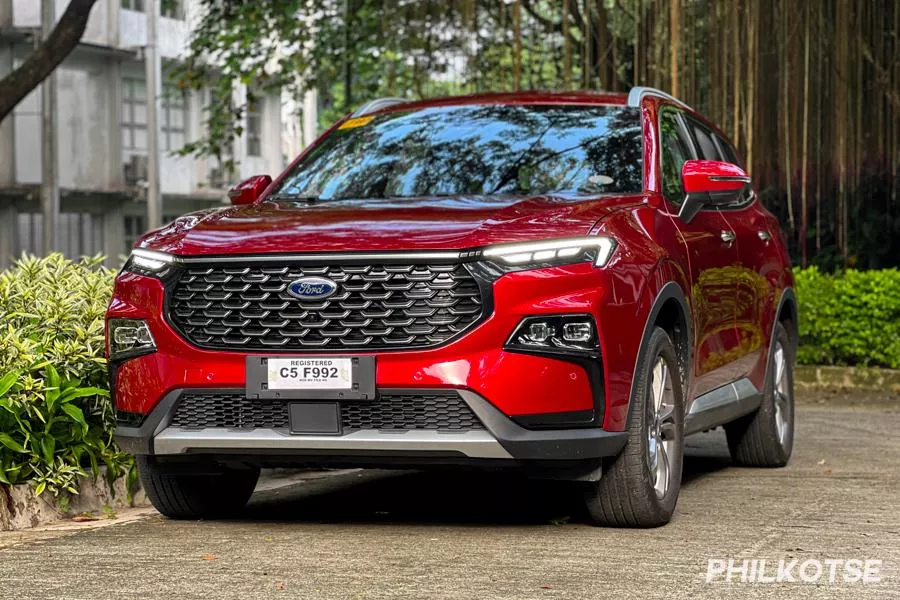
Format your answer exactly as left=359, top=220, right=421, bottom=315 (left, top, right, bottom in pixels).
left=107, top=88, right=797, bottom=527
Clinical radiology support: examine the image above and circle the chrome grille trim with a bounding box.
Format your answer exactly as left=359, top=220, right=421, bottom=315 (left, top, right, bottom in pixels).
left=162, top=251, right=465, bottom=264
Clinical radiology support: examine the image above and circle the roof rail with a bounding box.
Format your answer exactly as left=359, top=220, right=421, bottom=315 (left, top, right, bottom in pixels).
left=351, top=97, right=409, bottom=117
left=627, top=86, right=692, bottom=110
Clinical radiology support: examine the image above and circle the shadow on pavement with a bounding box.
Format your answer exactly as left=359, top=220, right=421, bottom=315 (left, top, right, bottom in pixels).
left=239, top=437, right=735, bottom=527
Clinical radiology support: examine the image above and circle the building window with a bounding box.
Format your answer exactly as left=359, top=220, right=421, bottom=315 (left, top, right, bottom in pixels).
left=162, top=84, right=187, bottom=151
left=122, top=1, right=183, bottom=19
left=124, top=215, right=145, bottom=252
left=246, top=98, right=262, bottom=157
left=162, top=0, right=185, bottom=19
left=17, top=212, right=103, bottom=259
left=124, top=214, right=179, bottom=253
left=122, top=78, right=148, bottom=150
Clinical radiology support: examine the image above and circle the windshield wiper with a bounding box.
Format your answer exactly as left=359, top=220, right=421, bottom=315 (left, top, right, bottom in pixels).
left=267, top=193, right=321, bottom=203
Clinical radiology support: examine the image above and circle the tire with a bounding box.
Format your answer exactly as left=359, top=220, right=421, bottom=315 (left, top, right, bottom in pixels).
left=725, top=322, right=795, bottom=467
left=583, top=326, right=685, bottom=527
left=137, top=456, right=260, bottom=519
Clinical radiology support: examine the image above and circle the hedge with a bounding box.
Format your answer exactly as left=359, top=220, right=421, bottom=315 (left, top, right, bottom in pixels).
left=0, top=254, right=132, bottom=501
left=795, top=267, right=900, bottom=369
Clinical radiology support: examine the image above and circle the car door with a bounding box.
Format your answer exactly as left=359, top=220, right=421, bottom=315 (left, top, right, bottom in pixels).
left=708, top=131, right=781, bottom=386
left=658, top=107, right=742, bottom=398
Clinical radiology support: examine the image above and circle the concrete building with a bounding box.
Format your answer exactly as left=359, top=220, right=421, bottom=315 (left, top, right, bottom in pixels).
left=0, top=0, right=294, bottom=265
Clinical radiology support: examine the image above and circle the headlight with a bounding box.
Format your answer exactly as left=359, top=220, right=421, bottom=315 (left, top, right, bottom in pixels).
left=107, top=318, right=157, bottom=361
left=482, top=237, right=616, bottom=268
left=124, top=249, right=175, bottom=277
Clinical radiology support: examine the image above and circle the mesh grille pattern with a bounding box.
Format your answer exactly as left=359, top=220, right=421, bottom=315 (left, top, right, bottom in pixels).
left=167, top=262, right=484, bottom=351
left=170, top=394, right=289, bottom=429
left=169, top=392, right=484, bottom=431
left=341, top=393, right=484, bottom=431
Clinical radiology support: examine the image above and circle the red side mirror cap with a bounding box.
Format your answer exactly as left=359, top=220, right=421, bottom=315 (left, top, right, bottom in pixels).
left=681, top=160, right=750, bottom=194
left=228, top=175, right=273, bottom=205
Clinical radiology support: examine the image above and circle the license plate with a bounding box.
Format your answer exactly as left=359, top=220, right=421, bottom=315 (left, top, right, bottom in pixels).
left=268, top=357, right=352, bottom=390
left=245, top=355, right=376, bottom=401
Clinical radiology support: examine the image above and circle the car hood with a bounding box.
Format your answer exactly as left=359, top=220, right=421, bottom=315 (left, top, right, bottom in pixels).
left=138, top=194, right=643, bottom=256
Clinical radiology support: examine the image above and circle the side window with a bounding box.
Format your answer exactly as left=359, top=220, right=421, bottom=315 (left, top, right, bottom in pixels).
left=658, top=109, right=694, bottom=206
left=686, top=118, right=723, bottom=161
left=710, top=132, right=753, bottom=209
left=713, top=133, right=742, bottom=167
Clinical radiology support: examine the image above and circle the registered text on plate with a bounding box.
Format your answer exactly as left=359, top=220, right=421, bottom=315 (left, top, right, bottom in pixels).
left=267, top=358, right=353, bottom=390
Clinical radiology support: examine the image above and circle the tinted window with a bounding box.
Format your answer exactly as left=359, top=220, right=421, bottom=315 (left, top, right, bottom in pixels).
left=687, top=117, right=722, bottom=161
left=713, top=133, right=742, bottom=167
left=658, top=109, right=694, bottom=205
left=273, top=104, right=643, bottom=200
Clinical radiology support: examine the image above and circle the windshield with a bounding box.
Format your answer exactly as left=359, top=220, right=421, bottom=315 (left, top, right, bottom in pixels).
left=272, top=104, right=643, bottom=201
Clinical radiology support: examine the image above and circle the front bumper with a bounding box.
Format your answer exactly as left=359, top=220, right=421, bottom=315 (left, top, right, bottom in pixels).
left=115, top=388, right=627, bottom=462
left=108, top=253, right=652, bottom=464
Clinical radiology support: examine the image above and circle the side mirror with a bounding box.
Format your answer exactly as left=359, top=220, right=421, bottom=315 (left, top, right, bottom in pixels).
left=227, top=174, right=272, bottom=205
left=678, top=160, right=750, bottom=223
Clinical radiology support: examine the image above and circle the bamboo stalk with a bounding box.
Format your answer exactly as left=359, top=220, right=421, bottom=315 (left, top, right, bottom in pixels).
left=670, top=0, right=679, bottom=96
left=800, top=0, right=810, bottom=267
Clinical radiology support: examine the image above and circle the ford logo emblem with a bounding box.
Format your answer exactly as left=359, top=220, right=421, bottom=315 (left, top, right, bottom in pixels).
left=286, top=276, right=338, bottom=301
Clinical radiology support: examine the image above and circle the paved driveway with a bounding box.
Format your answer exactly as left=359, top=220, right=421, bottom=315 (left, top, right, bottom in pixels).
left=1, top=402, right=898, bottom=599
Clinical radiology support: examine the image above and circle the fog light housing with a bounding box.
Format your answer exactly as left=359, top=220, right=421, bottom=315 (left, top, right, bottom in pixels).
left=507, top=315, right=598, bottom=353
left=108, top=318, right=156, bottom=361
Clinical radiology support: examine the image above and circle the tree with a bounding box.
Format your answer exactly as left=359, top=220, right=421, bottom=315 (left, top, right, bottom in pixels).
left=0, top=0, right=99, bottom=123
left=177, top=0, right=899, bottom=271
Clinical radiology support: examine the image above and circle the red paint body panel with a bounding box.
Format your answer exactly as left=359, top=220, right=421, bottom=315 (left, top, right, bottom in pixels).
left=138, top=195, right=640, bottom=256
left=228, top=174, right=273, bottom=205
left=108, top=91, right=795, bottom=443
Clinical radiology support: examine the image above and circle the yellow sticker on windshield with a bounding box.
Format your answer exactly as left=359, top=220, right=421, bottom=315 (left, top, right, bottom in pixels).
left=339, top=115, right=375, bottom=130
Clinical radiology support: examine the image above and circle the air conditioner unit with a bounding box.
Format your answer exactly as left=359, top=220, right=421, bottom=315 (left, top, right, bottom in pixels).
left=123, top=155, right=149, bottom=188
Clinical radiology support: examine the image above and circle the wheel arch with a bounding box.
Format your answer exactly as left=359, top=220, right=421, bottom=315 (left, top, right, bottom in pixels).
left=625, top=281, right=693, bottom=427
left=774, top=287, right=799, bottom=354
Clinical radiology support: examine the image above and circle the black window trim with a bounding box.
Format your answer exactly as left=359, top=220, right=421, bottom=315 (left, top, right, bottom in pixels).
left=656, top=103, right=698, bottom=208
left=683, top=114, right=724, bottom=162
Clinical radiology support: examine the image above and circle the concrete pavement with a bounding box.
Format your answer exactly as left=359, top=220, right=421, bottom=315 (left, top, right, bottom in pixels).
left=0, top=401, right=898, bottom=599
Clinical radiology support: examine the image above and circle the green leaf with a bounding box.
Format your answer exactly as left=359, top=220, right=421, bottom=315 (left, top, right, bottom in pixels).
left=0, top=371, right=19, bottom=397
left=34, top=481, right=46, bottom=496
left=0, top=433, right=27, bottom=454
left=40, top=436, right=56, bottom=465
left=60, top=403, right=89, bottom=433
left=60, top=387, right=108, bottom=402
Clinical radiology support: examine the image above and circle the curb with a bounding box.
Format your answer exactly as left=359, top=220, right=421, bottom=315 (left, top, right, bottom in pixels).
left=0, top=473, right=148, bottom=532
left=796, top=365, right=900, bottom=392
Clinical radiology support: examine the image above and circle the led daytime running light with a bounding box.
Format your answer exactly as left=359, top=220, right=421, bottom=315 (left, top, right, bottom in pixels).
left=482, top=237, right=616, bottom=267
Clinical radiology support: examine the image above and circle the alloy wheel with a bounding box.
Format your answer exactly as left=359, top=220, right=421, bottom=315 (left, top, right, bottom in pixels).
left=772, top=341, right=791, bottom=446
left=647, top=356, right=676, bottom=499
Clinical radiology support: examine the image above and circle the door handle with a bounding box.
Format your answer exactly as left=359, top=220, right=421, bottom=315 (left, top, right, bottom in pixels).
left=758, top=230, right=771, bottom=241
left=720, top=231, right=736, bottom=245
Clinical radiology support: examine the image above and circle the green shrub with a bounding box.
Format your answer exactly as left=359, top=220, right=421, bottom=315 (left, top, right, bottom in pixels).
left=0, top=254, right=133, bottom=497
left=795, top=267, right=900, bottom=368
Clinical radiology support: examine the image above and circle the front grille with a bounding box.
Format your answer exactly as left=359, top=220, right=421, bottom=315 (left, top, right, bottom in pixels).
left=169, top=391, right=485, bottom=431
left=167, top=262, right=485, bottom=351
